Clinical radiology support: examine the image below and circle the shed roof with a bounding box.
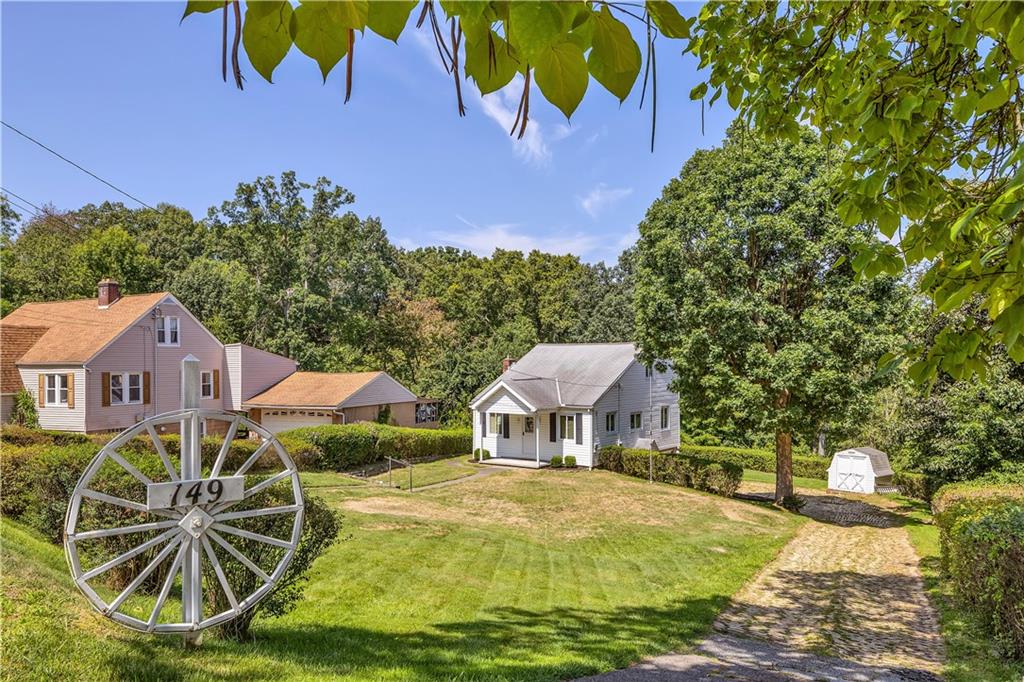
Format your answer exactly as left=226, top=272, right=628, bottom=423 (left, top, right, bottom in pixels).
left=472, top=343, right=638, bottom=409
left=1, top=292, right=168, bottom=364
left=840, top=446, right=894, bottom=477
left=243, top=371, right=383, bottom=409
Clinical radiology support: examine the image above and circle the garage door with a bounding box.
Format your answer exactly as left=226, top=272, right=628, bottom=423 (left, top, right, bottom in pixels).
left=260, top=411, right=333, bottom=435
left=835, top=454, right=868, bottom=492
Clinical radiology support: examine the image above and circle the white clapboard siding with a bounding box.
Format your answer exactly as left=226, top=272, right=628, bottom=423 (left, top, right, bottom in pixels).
left=19, top=366, right=87, bottom=432
left=341, top=373, right=417, bottom=409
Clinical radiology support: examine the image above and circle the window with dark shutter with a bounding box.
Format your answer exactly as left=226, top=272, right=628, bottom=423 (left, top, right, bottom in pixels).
left=549, top=413, right=556, bottom=442
left=502, top=414, right=510, bottom=439
left=575, top=412, right=583, bottom=444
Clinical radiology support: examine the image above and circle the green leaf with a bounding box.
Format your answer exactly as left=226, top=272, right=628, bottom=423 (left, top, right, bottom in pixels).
left=182, top=0, right=222, bottom=21
left=290, top=1, right=348, bottom=82
left=878, top=211, right=900, bottom=239
left=950, top=205, right=979, bottom=239
left=689, top=82, right=708, bottom=100
left=464, top=30, right=519, bottom=95
left=508, top=1, right=567, bottom=62
left=1008, top=15, right=1024, bottom=62
left=335, top=0, right=368, bottom=31
left=646, top=1, right=690, bottom=39
left=588, top=7, right=641, bottom=102
left=243, top=1, right=294, bottom=83
left=977, top=78, right=1013, bottom=113
left=726, top=84, right=742, bottom=109
left=533, top=41, right=588, bottom=119
left=367, top=1, right=416, bottom=42
left=951, top=91, right=978, bottom=124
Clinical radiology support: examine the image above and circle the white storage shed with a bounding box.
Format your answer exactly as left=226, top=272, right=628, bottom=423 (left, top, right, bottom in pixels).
left=828, top=447, right=895, bottom=494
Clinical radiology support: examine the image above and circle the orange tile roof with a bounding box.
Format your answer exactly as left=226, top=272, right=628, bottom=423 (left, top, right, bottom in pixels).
left=1, top=292, right=168, bottom=364
left=0, top=325, right=48, bottom=392
left=243, top=371, right=382, bottom=408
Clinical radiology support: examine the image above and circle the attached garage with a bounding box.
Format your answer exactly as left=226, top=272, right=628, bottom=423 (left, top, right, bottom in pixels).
left=828, top=446, right=895, bottom=494
left=259, top=409, right=334, bottom=434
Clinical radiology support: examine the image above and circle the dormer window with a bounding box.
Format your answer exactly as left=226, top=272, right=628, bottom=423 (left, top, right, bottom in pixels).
left=156, top=316, right=180, bottom=346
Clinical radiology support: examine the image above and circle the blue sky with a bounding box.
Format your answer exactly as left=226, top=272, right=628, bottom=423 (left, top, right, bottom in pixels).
left=1, top=1, right=734, bottom=264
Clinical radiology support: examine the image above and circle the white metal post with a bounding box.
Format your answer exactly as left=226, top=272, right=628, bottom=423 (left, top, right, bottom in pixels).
left=180, top=355, right=203, bottom=647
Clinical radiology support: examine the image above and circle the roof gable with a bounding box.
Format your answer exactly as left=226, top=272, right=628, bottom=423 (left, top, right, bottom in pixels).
left=0, top=325, right=47, bottom=392
left=341, top=372, right=418, bottom=408
left=243, top=371, right=383, bottom=409
left=1, top=292, right=168, bottom=365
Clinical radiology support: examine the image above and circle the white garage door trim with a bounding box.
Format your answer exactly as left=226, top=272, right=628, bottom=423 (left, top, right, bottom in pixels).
left=260, top=410, right=333, bottom=434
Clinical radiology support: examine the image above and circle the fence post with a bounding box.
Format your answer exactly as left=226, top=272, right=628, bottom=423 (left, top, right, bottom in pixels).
left=180, top=355, right=203, bottom=649
left=388, top=457, right=392, bottom=488
left=409, top=461, right=413, bottom=493
left=649, top=451, right=653, bottom=483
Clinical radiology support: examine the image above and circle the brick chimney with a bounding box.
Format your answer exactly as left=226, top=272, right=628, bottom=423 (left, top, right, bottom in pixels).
left=502, top=356, right=514, bottom=373
left=98, top=279, right=121, bottom=308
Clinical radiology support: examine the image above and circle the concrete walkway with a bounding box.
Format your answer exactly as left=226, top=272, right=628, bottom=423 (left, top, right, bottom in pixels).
left=580, top=487, right=945, bottom=681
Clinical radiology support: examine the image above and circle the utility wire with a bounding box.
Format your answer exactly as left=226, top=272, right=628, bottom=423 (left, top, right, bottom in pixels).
left=1, top=186, right=84, bottom=233
left=2, top=120, right=157, bottom=210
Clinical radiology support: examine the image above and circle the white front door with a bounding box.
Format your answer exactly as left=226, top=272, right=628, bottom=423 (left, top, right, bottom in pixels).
left=522, top=415, right=536, bottom=457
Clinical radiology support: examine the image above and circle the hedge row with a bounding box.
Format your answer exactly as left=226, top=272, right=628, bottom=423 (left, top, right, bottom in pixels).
left=672, top=444, right=830, bottom=480
left=280, top=423, right=472, bottom=471
left=599, top=446, right=742, bottom=497
left=932, top=481, right=1024, bottom=659
left=891, top=470, right=937, bottom=501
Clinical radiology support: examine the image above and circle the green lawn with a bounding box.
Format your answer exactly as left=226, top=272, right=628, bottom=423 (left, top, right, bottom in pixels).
left=2, top=468, right=804, bottom=681
left=893, top=497, right=1024, bottom=682
left=741, top=468, right=828, bottom=490
left=367, top=454, right=481, bottom=490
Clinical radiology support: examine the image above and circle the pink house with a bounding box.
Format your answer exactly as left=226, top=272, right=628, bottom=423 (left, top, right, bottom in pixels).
left=0, top=280, right=295, bottom=434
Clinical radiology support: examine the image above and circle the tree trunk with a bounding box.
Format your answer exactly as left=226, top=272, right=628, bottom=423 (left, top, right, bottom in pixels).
left=775, top=430, right=794, bottom=504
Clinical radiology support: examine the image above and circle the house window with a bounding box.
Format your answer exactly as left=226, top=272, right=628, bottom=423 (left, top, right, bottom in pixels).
left=660, top=406, right=670, bottom=430
left=156, top=316, right=180, bottom=346
left=110, top=372, right=143, bottom=405
left=524, top=417, right=535, bottom=434
left=630, top=412, right=642, bottom=431
left=415, top=402, right=438, bottom=423
left=201, top=371, right=213, bottom=398
left=45, top=374, right=69, bottom=406
left=559, top=414, right=575, bottom=440
left=605, top=412, right=616, bottom=432
left=488, top=413, right=503, bottom=436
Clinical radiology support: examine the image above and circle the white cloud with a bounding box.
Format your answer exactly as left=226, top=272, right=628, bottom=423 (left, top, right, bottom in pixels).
left=578, top=183, right=634, bottom=218
left=431, top=215, right=602, bottom=257
left=411, top=29, right=566, bottom=166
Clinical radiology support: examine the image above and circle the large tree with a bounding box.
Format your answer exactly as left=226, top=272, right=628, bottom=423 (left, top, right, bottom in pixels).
left=634, top=124, right=907, bottom=503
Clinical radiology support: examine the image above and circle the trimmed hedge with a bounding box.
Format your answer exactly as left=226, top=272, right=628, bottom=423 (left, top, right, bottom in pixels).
left=564, top=455, right=577, bottom=468
left=673, top=444, right=830, bottom=480
left=550, top=455, right=563, bottom=468
left=893, top=470, right=938, bottom=502
left=0, top=423, right=91, bottom=447
left=933, top=482, right=1024, bottom=659
left=599, top=446, right=742, bottom=497
left=281, top=423, right=472, bottom=471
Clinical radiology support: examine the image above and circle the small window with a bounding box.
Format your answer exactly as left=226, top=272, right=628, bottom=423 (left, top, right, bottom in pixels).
left=660, top=406, right=669, bottom=430
left=156, top=316, right=180, bottom=346
left=559, top=414, right=575, bottom=440
left=524, top=416, right=535, bottom=434
left=128, top=373, right=142, bottom=403
left=201, top=371, right=213, bottom=399
left=630, top=412, right=642, bottom=431
left=110, top=372, right=143, bottom=405
left=415, top=402, right=438, bottom=424
left=45, top=374, right=69, bottom=406
left=110, top=374, right=124, bottom=404
left=488, top=413, right=503, bottom=436
left=605, top=412, right=616, bottom=432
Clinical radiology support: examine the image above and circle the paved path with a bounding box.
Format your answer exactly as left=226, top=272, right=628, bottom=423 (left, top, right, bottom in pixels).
left=581, top=488, right=945, bottom=681
left=411, top=465, right=508, bottom=491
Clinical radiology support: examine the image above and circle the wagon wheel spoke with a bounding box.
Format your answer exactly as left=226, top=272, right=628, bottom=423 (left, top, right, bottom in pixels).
left=209, top=415, right=241, bottom=478
left=148, top=540, right=189, bottom=631
left=79, top=489, right=179, bottom=519
left=207, top=468, right=292, bottom=516
left=215, top=504, right=302, bottom=522
left=104, top=447, right=154, bottom=487
left=207, top=528, right=272, bottom=583
left=146, top=422, right=179, bottom=481
left=107, top=534, right=185, bottom=614
left=201, top=535, right=238, bottom=610
left=211, top=522, right=292, bottom=549
left=233, top=439, right=274, bottom=478
left=80, top=527, right=182, bottom=582
left=71, top=519, right=180, bottom=541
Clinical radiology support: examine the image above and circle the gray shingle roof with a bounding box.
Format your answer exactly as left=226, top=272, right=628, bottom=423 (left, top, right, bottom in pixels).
left=844, top=446, right=894, bottom=476
left=472, top=343, right=638, bottom=409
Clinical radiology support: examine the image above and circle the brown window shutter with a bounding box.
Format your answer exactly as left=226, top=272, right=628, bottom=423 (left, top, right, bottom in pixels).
left=213, top=369, right=220, bottom=399
left=250, top=408, right=261, bottom=424
left=38, top=374, right=45, bottom=407
left=143, top=371, right=151, bottom=405
left=66, top=373, right=75, bottom=409
left=502, top=414, right=510, bottom=439
left=549, top=413, right=556, bottom=442
left=575, top=412, right=583, bottom=445
left=101, top=372, right=111, bottom=407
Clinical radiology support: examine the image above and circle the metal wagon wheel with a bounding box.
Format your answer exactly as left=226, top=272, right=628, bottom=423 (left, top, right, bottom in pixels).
left=63, top=408, right=304, bottom=634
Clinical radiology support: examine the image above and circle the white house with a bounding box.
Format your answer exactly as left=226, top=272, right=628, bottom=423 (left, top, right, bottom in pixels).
left=469, top=343, right=680, bottom=468
left=828, top=447, right=895, bottom=494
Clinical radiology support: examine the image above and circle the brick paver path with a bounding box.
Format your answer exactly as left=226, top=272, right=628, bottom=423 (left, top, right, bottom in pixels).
left=581, top=486, right=945, bottom=681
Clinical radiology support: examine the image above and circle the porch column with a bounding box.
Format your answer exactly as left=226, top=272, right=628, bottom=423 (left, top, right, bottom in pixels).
left=535, top=411, right=540, bottom=464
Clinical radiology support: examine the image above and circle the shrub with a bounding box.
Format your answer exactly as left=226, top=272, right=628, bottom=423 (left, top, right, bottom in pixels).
left=282, top=423, right=472, bottom=471
left=674, top=444, right=829, bottom=479
left=0, top=424, right=91, bottom=447
left=598, top=446, right=742, bottom=497
left=473, top=448, right=490, bottom=461
left=10, top=388, right=38, bottom=428
left=550, top=455, right=563, bottom=468
left=208, top=487, right=342, bottom=641
left=564, top=455, right=577, bottom=468
left=892, top=470, right=937, bottom=501
left=934, top=493, right=1024, bottom=659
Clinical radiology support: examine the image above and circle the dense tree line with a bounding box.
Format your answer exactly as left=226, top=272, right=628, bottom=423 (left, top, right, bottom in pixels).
left=0, top=172, right=632, bottom=425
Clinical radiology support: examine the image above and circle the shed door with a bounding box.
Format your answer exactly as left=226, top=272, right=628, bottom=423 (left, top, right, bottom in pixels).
left=835, top=454, right=868, bottom=492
